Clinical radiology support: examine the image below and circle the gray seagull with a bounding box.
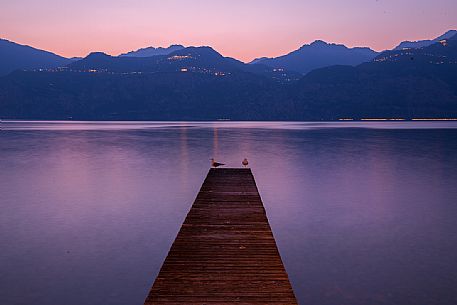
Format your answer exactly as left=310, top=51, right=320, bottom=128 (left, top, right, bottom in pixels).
left=211, top=158, right=225, bottom=168
left=242, top=158, right=249, bottom=168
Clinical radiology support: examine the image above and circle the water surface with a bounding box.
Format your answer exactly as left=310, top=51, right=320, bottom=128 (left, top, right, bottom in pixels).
left=1, top=121, right=457, bottom=305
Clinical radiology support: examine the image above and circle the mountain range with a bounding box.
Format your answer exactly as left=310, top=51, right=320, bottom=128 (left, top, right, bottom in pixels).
left=0, top=30, right=456, bottom=120
left=287, top=33, right=457, bottom=119
left=250, top=40, right=379, bottom=74
left=1, top=30, right=455, bottom=77
left=65, top=47, right=301, bottom=82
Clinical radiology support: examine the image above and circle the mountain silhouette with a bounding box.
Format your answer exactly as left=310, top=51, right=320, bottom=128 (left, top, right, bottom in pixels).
left=250, top=40, right=379, bottom=74
left=67, top=47, right=301, bottom=82
left=1, top=33, right=457, bottom=120
left=0, top=39, right=71, bottom=76
left=394, top=30, right=457, bottom=50
left=288, top=37, right=457, bottom=119
left=119, top=45, right=185, bottom=57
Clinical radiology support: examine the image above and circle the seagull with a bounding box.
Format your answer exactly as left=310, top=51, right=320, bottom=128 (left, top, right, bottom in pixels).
left=242, top=158, right=249, bottom=168
left=211, top=158, right=225, bottom=168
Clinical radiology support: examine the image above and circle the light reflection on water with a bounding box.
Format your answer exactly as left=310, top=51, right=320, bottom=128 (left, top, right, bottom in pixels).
left=1, top=121, right=457, bottom=305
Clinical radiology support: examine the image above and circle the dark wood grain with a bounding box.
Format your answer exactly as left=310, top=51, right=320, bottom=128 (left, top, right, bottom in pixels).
left=144, top=168, right=297, bottom=305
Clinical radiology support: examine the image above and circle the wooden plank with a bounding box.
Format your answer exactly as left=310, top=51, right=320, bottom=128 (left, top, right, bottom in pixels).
left=144, top=168, right=297, bottom=305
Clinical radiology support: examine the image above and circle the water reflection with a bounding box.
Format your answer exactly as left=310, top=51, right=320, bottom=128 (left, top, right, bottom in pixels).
left=1, top=122, right=457, bottom=305
left=213, top=126, right=219, bottom=160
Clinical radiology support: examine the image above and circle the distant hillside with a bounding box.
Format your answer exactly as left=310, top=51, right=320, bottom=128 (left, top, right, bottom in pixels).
left=394, top=30, right=457, bottom=50
left=0, top=70, right=284, bottom=120
left=250, top=40, right=379, bottom=74
left=376, top=33, right=457, bottom=64
left=287, top=37, right=457, bottom=119
left=67, top=47, right=301, bottom=82
left=119, top=45, right=185, bottom=57
left=0, top=39, right=71, bottom=76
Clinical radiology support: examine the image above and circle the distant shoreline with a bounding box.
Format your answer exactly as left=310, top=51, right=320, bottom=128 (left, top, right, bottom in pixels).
left=2, top=118, right=457, bottom=122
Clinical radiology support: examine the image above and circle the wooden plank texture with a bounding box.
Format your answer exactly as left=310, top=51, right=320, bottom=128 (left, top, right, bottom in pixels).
left=144, top=168, right=297, bottom=305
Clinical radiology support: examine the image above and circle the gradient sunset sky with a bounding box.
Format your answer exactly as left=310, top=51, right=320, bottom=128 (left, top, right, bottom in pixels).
left=1, top=0, right=457, bottom=62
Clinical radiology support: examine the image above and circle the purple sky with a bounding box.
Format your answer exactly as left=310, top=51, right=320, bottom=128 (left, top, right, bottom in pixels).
left=1, top=0, right=456, bottom=62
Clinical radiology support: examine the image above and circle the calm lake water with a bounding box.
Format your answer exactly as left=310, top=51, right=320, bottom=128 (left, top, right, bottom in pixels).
left=1, top=121, right=457, bottom=305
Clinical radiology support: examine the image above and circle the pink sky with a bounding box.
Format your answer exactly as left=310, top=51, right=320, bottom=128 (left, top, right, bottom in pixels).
left=1, top=0, right=456, bottom=62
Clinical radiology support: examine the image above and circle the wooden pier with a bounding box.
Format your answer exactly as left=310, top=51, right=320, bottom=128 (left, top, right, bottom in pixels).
left=144, top=168, right=297, bottom=304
